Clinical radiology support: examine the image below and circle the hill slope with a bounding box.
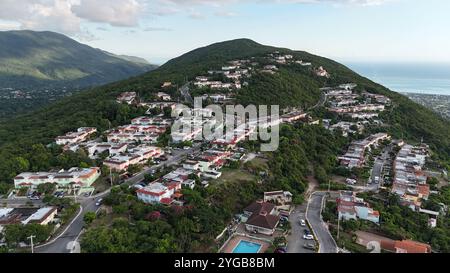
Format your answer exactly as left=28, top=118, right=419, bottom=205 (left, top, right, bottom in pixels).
left=0, top=30, right=157, bottom=89
left=0, top=38, right=449, bottom=184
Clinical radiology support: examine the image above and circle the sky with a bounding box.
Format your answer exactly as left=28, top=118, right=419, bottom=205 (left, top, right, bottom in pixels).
left=0, top=0, right=450, bottom=65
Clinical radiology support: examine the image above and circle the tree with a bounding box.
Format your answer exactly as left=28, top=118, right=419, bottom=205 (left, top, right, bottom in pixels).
left=127, top=164, right=143, bottom=175
left=0, top=183, right=11, bottom=195
left=37, top=183, right=56, bottom=195
left=4, top=224, right=53, bottom=247
left=84, top=212, right=97, bottom=225
left=273, top=236, right=287, bottom=248
left=163, top=107, right=172, bottom=118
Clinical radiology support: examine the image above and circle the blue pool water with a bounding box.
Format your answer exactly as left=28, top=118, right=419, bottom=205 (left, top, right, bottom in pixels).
left=232, top=240, right=262, bottom=253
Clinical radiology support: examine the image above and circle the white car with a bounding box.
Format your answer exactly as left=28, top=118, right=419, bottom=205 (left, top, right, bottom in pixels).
left=346, top=178, right=357, bottom=185
left=300, top=219, right=306, bottom=226
left=95, top=198, right=103, bottom=206
left=303, top=234, right=314, bottom=240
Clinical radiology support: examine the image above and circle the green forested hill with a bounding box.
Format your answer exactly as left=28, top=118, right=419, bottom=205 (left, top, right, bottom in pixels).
left=0, top=30, right=157, bottom=89
left=0, top=38, right=449, bottom=185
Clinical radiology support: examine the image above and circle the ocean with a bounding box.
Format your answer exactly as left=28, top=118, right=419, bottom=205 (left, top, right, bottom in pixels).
left=344, top=62, right=450, bottom=96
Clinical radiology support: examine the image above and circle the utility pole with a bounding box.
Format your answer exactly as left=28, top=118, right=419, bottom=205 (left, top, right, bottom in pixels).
left=337, top=215, right=341, bottom=241
left=109, top=168, right=113, bottom=187
left=28, top=235, right=35, bottom=254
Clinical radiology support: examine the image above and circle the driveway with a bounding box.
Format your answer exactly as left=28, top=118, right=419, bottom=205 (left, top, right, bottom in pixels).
left=306, top=192, right=337, bottom=253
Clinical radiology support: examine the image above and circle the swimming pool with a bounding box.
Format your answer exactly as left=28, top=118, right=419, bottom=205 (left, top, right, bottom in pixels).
left=232, top=240, right=262, bottom=253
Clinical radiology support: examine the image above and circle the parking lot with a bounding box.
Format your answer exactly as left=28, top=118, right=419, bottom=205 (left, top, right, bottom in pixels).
left=287, top=204, right=317, bottom=253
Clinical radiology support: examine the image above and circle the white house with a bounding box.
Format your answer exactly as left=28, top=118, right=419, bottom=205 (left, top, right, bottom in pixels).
left=14, top=168, right=101, bottom=189
left=136, top=182, right=181, bottom=205
left=55, top=127, right=97, bottom=146
left=157, top=92, right=172, bottom=101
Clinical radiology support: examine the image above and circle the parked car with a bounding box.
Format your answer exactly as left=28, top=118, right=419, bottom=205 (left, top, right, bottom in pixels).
left=303, top=229, right=311, bottom=235
left=95, top=198, right=103, bottom=206
left=300, top=219, right=306, bottom=226
left=303, top=234, right=314, bottom=240
left=346, top=178, right=357, bottom=185
left=274, top=247, right=287, bottom=253
left=280, top=216, right=289, bottom=222
left=303, top=243, right=317, bottom=250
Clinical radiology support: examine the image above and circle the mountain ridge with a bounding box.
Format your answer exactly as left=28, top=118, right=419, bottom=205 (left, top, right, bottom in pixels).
left=0, top=30, right=157, bottom=89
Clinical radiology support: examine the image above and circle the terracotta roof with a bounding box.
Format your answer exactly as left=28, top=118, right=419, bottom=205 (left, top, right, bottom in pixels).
left=394, top=240, right=431, bottom=253
left=160, top=198, right=173, bottom=205
left=418, top=185, right=430, bottom=197
left=246, top=212, right=280, bottom=230
left=244, top=201, right=275, bottom=215
left=371, top=210, right=380, bottom=216
left=244, top=201, right=280, bottom=230
left=172, top=193, right=183, bottom=199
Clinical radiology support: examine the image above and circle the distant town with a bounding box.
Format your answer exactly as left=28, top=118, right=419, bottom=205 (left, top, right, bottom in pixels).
left=403, top=92, right=450, bottom=120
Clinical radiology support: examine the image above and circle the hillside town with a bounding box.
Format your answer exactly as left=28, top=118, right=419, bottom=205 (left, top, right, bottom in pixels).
left=1, top=52, right=448, bottom=256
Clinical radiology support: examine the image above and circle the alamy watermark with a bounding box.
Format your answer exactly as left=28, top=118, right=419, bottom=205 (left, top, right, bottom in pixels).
left=171, top=97, right=280, bottom=152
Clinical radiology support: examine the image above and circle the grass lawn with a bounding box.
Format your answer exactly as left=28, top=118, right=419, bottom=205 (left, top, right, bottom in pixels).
left=246, top=157, right=269, bottom=170
left=214, top=168, right=257, bottom=185
left=89, top=212, right=117, bottom=229
left=92, top=176, right=111, bottom=194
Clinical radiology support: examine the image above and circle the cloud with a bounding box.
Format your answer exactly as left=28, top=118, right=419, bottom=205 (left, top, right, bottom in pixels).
left=215, top=11, right=239, bottom=17
left=0, top=0, right=142, bottom=37
left=0, top=0, right=390, bottom=37
left=188, top=11, right=207, bottom=20
left=0, top=0, right=82, bottom=35
left=143, top=27, right=173, bottom=31
left=71, top=0, right=142, bottom=27
left=153, top=0, right=390, bottom=19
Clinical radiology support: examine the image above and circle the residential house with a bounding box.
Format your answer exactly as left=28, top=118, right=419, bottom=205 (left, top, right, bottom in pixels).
left=382, top=240, right=432, bottom=253
left=281, top=111, right=307, bottom=123
left=14, top=168, right=101, bottom=189
left=0, top=207, right=57, bottom=226
left=117, top=92, right=137, bottom=104
left=157, top=92, right=172, bottom=101
left=55, top=127, right=97, bottom=146
left=243, top=201, right=280, bottom=236
left=136, top=182, right=181, bottom=205
left=161, top=82, right=172, bottom=88
left=337, top=191, right=380, bottom=224
left=181, top=179, right=196, bottom=190
left=103, top=146, right=162, bottom=172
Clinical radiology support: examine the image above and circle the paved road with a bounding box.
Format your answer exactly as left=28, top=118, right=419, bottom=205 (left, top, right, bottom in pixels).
left=306, top=192, right=337, bottom=253
left=309, top=92, right=327, bottom=111
left=0, top=198, right=43, bottom=207
left=35, top=146, right=200, bottom=253
left=36, top=195, right=103, bottom=253
left=368, top=145, right=392, bottom=191
left=180, top=83, right=193, bottom=104
left=287, top=204, right=316, bottom=253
